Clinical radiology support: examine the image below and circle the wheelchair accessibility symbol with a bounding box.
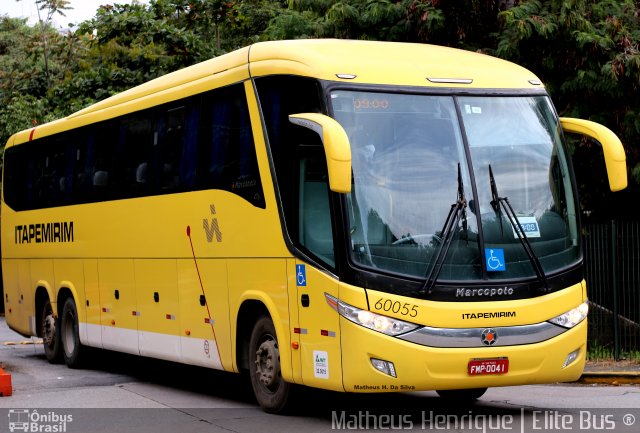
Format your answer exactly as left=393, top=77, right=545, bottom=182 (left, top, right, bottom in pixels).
left=485, top=248, right=506, bottom=272
left=296, top=264, right=307, bottom=286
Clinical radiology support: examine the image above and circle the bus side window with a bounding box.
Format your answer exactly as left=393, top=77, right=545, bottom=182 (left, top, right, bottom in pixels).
left=55, top=138, right=72, bottom=205
left=198, top=84, right=265, bottom=208
left=156, top=104, right=193, bottom=192
left=117, top=113, right=154, bottom=196
left=68, top=133, right=87, bottom=204
left=181, top=103, right=199, bottom=188
left=255, top=75, right=333, bottom=268
left=3, top=145, right=28, bottom=210
left=154, top=98, right=200, bottom=191
left=91, top=121, right=116, bottom=200
left=299, top=148, right=334, bottom=267
left=37, top=141, right=55, bottom=207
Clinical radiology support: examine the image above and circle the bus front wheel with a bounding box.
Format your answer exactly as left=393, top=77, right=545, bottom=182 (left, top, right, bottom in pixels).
left=61, top=297, right=84, bottom=368
left=42, top=299, right=62, bottom=363
left=248, top=316, right=291, bottom=413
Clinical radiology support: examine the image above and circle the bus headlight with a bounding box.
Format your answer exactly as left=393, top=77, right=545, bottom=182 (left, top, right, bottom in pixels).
left=325, top=293, right=419, bottom=336
left=548, top=301, right=589, bottom=329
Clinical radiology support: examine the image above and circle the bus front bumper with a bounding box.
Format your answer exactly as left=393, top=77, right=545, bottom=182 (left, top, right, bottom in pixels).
left=341, top=318, right=587, bottom=392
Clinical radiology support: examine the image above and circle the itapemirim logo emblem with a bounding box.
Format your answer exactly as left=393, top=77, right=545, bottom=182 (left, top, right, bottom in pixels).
left=8, top=409, right=73, bottom=432
left=481, top=328, right=498, bottom=346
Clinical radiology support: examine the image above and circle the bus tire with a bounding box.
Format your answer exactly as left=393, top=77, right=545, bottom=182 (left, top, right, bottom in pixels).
left=436, top=387, right=487, bottom=402
left=248, top=315, right=291, bottom=413
left=42, top=299, right=62, bottom=363
left=61, top=297, right=84, bottom=368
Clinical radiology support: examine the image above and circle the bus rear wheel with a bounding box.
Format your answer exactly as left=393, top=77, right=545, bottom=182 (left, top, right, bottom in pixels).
left=61, top=297, right=84, bottom=368
left=436, top=387, right=487, bottom=402
left=42, top=299, right=62, bottom=363
left=248, top=316, right=291, bottom=413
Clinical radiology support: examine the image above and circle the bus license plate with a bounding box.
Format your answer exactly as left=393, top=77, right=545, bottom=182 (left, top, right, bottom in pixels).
left=468, top=358, right=509, bottom=375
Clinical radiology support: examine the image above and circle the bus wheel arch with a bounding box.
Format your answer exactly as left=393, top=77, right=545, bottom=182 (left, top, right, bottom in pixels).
left=236, top=300, right=270, bottom=371
left=248, top=315, right=291, bottom=413
left=236, top=300, right=291, bottom=413
left=35, top=287, right=50, bottom=339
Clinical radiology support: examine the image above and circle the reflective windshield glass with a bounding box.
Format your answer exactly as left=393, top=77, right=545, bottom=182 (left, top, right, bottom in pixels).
left=331, top=91, right=479, bottom=279
left=460, top=96, right=579, bottom=279
left=331, top=90, right=579, bottom=282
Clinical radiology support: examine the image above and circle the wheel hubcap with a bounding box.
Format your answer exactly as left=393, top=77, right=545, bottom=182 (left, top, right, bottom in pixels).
left=254, top=338, right=280, bottom=389
left=42, top=314, right=56, bottom=346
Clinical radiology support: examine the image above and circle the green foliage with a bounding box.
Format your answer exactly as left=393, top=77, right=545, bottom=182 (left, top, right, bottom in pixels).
left=0, top=94, right=57, bottom=145
left=1, top=0, right=640, bottom=221
left=587, top=342, right=640, bottom=362
left=0, top=15, right=70, bottom=141
left=264, top=0, right=447, bottom=42
left=495, top=0, right=640, bottom=220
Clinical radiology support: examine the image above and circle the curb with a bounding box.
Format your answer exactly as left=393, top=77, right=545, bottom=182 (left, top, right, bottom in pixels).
left=578, top=371, right=640, bottom=385
left=582, top=371, right=640, bottom=377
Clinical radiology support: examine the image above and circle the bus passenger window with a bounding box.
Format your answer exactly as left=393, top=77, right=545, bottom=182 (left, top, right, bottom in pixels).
left=117, top=113, right=153, bottom=195
left=180, top=102, right=200, bottom=189
left=198, top=84, right=265, bottom=208
left=157, top=105, right=188, bottom=191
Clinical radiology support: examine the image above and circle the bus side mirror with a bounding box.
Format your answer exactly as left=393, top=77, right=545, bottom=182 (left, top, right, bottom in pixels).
left=560, top=117, right=628, bottom=192
left=289, top=113, right=352, bottom=193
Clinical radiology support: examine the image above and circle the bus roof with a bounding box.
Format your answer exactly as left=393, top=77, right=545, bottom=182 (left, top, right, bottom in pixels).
left=8, top=39, right=543, bottom=146
left=248, top=39, right=542, bottom=89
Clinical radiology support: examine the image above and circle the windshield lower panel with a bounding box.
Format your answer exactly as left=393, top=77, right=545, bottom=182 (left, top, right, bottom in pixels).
left=331, top=90, right=580, bottom=289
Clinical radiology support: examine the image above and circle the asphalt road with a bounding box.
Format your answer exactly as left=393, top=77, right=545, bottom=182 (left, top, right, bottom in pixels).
left=1, top=317, right=639, bottom=433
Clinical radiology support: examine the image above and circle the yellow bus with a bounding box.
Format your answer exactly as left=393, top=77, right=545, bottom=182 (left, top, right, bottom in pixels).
left=1, top=39, right=627, bottom=412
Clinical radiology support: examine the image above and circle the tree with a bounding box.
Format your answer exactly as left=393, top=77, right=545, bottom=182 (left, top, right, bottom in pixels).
left=0, top=16, right=63, bottom=145
left=33, top=0, right=72, bottom=88
left=496, top=0, right=640, bottom=220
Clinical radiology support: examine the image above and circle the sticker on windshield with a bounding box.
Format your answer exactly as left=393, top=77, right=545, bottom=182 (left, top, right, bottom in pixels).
left=485, top=248, right=506, bottom=272
left=511, top=216, right=541, bottom=239
left=464, top=104, right=482, bottom=114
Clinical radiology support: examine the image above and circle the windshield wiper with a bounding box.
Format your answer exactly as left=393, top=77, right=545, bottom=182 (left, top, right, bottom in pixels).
left=488, top=164, right=549, bottom=291
left=419, top=163, right=467, bottom=295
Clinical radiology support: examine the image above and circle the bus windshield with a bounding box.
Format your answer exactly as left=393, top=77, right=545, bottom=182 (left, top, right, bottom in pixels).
left=331, top=90, right=579, bottom=283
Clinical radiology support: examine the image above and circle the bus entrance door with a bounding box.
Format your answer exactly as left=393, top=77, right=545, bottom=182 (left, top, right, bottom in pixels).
left=293, top=260, right=343, bottom=391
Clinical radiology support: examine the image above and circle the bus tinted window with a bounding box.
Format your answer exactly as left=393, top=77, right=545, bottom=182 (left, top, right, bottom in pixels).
left=2, top=83, right=264, bottom=210
left=198, top=85, right=265, bottom=208
left=255, top=76, right=332, bottom=266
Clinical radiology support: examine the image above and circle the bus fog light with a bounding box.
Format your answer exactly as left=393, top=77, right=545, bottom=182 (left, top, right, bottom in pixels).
left=562, top=348, right=580, bottom=368
left=371, top=358, right=397, bottom=377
